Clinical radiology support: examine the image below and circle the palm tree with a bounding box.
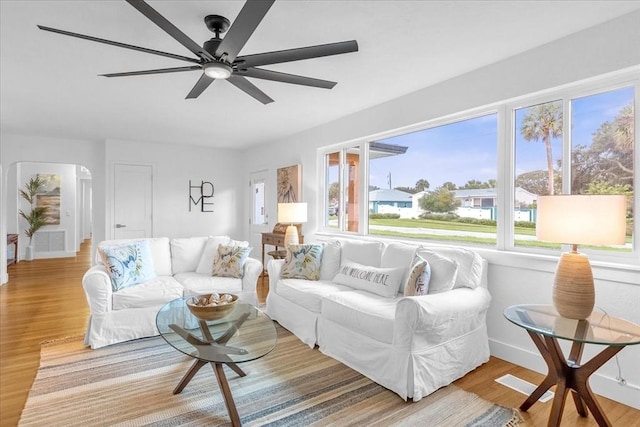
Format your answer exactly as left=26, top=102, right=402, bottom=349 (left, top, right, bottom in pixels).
left=520, top=102, right=563, bottom=195
left=415, top=179, right=430, bottom=192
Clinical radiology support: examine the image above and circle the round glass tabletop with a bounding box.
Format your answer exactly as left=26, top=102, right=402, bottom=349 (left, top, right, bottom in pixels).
left=156, top=298, right=277, bottom=363
left=504, top=304, right=640, bottom=346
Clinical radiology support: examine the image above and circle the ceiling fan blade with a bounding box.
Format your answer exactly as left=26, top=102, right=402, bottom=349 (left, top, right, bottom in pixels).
left=215, top=0, right=275, bottom=63
left=238, top=68, right=336, bottom=89
left=101, top=66, right=201, bottom=78
left=185, top=74, right=215, bottom=99
left=235, top=40, right=358, bottom=68
left=37, top=25, right=200, bottom=64
left=227, top=75, right=273, bottom=104
left=126, top=0, right=213, bottom=61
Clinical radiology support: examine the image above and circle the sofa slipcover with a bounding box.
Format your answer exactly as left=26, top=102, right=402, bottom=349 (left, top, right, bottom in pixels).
left=82, top=236, right=261, bottom=349
left=266, top=238, right=491, bottom=401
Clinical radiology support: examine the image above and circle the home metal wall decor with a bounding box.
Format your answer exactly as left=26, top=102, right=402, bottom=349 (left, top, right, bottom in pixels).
left=189, top=180, right=214, bottom=212
left=277, top=165, right=301, bottom=203
left=36, top=174, right=61, bottom=225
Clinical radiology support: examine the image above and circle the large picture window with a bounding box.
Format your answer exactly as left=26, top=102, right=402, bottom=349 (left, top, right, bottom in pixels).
left=367, top=114, right=498, bottom=246
left=320, top=75, right=637, bottom=262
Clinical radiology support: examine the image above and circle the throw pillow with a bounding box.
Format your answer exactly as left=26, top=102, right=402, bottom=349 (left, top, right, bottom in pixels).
left=333, top=260, right=405, bottom=298
left=99, top=240, right=156, bottom=292
left=212, top=245, right=252, bottom=278
left=281, top=244, right=324, bottom=280
left=415, top=249, right=459, bottom=294
left=403, top=255, right=431, bottom=296
left=195, top=236, right=231, bottom=274
left=319, top=240, right=341, bottom=280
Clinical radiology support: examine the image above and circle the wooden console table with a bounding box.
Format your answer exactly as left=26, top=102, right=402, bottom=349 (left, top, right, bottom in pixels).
left=7, top=234, right=18, bottom=266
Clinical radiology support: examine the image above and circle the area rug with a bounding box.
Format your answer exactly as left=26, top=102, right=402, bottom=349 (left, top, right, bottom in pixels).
left=19, top=326, right=522, bottom=426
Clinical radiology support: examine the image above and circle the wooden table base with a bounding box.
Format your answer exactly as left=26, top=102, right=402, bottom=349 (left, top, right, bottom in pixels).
left=168, top=314, right=251, bottom=427
left=521, top=329, right=623, bottom=427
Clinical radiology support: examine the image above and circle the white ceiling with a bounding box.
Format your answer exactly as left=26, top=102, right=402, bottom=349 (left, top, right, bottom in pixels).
left=1, top=1, right=639, bottom=149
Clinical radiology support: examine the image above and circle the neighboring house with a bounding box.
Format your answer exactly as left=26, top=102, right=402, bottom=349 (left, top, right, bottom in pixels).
left=369, top=189, right=413, bottom=213
left=453, top=187, right=538, bottom=208
left=410, top=187, right=539, bottom=220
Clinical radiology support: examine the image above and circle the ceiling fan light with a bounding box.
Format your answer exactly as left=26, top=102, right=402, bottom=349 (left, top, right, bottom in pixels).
left=203, top=62, right=232, bottom=79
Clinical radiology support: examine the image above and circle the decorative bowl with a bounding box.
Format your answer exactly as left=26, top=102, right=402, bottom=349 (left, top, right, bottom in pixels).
left=186, top=293, right=238, bottom=321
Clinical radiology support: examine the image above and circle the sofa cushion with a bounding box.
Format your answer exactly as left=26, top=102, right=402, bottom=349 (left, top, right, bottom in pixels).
left=322, top=290, right=400, bottom=344
left=97, top=237, right=172, bottom=276
left=415, top=249, right=459, bottom=294
left=195, top=236, right=231, bottom=274
left=276, top=279, right=352, bottom=313
left=99, top=240, right=157, bottom=291
left=420, top=247, right=484, bottom=289
left=281, top=244, right=324, bottom=280
left=333, top=261, right=405, bottom=298
left=212, top=245, right=252, bottom=278
left=112, top=275, right=183, bottom=310
left=319, top=240, right=342, bottom=280
left=340, top=240, right=383, bottom=267
left=170, top=237, right=208, bottom=274
left=175, top=272, right=244, bottom=297
left=404, top=255, right=431, bottom=296
left=381, top=242, right=417, bottom=292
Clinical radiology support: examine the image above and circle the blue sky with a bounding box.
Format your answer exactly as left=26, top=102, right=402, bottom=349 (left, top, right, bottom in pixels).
left=368, top=86, right=633, bottom=190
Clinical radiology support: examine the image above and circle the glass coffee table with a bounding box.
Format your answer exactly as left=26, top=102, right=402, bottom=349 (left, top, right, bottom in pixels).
left=504, top=304, right=640, bottom=427
left=156, top=298, right=277, bottom=427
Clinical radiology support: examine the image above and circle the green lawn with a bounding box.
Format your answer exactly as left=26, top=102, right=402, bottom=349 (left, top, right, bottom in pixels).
left=366, top=218, right=632, bottom=251
left=369, top=218, right=535, bottom=236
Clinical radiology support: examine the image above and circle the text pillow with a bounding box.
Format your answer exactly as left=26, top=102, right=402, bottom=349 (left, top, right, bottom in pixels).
left=99, top=240, right=156, bottom=292
left=333, top=260, right=404, bottom=298
left=212, top=245, right=252, bottom=278
left=404, top=255, right=431, bottom=296
left=281, top=244, right=324, bottom=280
left=415, top=249, right=459, bottom=294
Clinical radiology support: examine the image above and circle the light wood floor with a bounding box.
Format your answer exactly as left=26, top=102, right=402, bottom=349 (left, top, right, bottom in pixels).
left=1, top=240, right=638, bottom=427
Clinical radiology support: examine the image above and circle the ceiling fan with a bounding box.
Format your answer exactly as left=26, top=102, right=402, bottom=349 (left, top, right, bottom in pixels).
left=38, top=0, right=358, bottom=104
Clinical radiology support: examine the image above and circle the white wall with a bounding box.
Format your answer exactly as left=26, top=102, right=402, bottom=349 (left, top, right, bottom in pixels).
left=1, top=136, right=245, bottom=283
left=103, top=139, right=245, bottom=240
left=240, top=11, right=640, bottom=408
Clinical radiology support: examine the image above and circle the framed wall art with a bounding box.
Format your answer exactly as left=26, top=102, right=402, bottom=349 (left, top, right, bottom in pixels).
left=277, top=164, right=301, bottom=203
left=36, top=174, right=61, bottom=225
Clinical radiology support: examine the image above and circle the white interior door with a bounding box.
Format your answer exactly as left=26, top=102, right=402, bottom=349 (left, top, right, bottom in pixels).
left=249, top=170, right=270, bottom=261
left=113, top=164, right=153, bottom=239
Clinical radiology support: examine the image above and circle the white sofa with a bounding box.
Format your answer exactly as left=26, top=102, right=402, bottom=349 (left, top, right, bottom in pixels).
left=266, top=238, right=491, bottom=402
left=82, top=236, right=261, bottom=349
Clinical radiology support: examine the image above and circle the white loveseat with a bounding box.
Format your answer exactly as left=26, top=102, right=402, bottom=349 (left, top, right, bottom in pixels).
left=266, top=238, right=491, bottom=402
left=82, top=236, right=261, bottom=349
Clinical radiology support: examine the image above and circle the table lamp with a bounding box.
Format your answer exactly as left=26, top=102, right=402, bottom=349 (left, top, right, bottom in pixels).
left=278, top=202, right=307, bottom=247
left=536, top=195, right=626, bottom=320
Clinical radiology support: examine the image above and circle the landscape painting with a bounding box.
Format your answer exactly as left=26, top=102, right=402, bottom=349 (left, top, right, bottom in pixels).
left=36, top=174, right=61, bottom=225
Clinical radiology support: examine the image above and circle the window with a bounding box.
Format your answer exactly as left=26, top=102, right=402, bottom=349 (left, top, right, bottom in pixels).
left=320, top=74, right=637, bottom=262
left=324, top=147, right=361, bottom=233
left=513, top=87, right=634, bottom=253
left=368, top=114, right=497, bottom=245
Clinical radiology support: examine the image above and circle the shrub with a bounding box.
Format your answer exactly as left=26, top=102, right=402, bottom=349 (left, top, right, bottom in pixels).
left=514, top=221, right=536, bottom=229
left=369, top=213, right=401, bottom=219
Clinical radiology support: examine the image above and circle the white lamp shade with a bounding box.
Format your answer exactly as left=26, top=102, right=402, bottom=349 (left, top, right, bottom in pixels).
left=536, top=195, right=626, bottom=246
left=278, top=203, right=308, bottom=224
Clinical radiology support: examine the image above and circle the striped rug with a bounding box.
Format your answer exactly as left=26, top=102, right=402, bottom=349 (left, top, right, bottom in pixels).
left=19, top=326, right=523, bottom=426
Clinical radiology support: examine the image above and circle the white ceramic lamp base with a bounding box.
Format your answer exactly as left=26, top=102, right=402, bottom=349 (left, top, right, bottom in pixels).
left=552, top=251, right=595, bottom=320
left=284, top=225, right=299, bottom=248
